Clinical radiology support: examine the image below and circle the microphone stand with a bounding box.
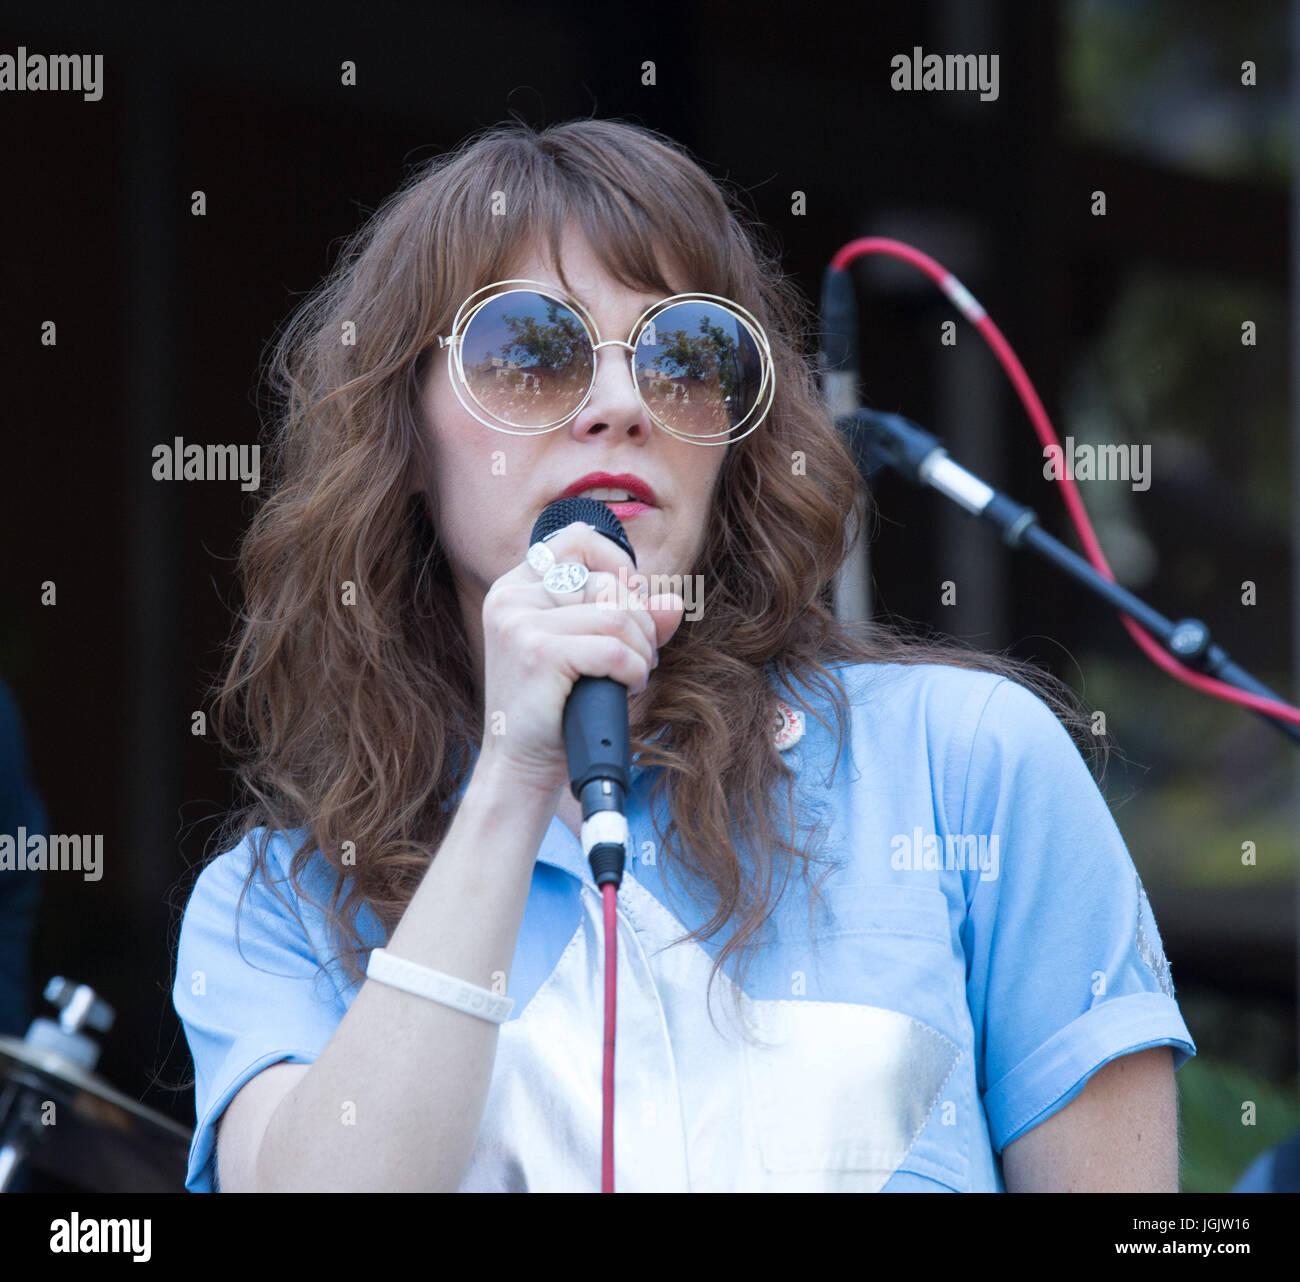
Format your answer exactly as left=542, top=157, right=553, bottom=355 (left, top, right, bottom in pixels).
left=843, top=409, right=1300, bottom=748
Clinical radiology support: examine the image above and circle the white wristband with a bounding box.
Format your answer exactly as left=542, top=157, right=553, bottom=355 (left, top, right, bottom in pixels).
left=365, top=947, right=514, bottom=1024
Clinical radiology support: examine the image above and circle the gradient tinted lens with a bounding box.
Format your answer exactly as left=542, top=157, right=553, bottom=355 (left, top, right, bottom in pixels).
left=633, top=301, right=766, bottom=440
left=459, top=291, right=593, bottom=428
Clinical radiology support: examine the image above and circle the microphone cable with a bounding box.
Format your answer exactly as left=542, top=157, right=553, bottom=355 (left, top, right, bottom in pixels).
left=528, top=496, right=635, bottom=1192
left=600, top=880, right=617, bottom=1192
left=826, top=237, right=1300, bottom=726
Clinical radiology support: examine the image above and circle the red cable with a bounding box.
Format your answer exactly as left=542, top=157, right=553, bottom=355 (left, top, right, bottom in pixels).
left=601, top=881, right=617, bottom=1192
left=831, top=237, right=1300, bottom=726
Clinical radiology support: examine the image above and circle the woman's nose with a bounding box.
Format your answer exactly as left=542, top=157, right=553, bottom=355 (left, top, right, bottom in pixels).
left=571, top=340, right=647, bottom=436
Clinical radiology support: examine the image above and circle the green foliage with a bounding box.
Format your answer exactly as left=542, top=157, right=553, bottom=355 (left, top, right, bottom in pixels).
left=1177, top=1054, right=1300, bottom=1191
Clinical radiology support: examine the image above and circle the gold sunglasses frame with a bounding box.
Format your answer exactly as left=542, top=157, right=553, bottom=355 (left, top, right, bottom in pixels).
left=435, top=278, right=776, bottom=446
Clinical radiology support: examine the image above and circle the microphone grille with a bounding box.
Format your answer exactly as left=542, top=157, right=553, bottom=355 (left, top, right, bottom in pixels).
left=530, top=497, right=637, bottom=568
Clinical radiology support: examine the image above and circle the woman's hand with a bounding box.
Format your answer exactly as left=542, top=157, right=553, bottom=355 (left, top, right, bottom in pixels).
left=477, top=520, right=684, bottom=795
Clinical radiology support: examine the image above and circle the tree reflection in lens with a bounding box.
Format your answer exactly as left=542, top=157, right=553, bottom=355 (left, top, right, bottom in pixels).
left=464, top=296, right=593, bottom=428
left=637, top=306, right=756, bottom=439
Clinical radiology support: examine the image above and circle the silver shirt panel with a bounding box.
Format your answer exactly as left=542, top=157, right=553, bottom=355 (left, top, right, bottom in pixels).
left=459, top=869, right=961, bottom=1192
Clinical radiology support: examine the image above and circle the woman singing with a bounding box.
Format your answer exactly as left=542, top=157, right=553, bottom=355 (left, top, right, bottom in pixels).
left=172, top=117, right=1195, bottom=1192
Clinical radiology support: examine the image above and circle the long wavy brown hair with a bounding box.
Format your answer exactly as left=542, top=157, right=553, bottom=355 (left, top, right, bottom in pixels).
left=209, top=116, right=1104, bottom=1036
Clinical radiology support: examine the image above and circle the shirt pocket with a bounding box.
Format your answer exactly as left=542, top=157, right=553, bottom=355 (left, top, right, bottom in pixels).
left=742, top=883, right=963, bottom=1188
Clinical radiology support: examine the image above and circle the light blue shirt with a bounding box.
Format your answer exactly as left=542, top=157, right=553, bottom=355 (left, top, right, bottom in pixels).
left=173, top=661, right=1195, bottom=1191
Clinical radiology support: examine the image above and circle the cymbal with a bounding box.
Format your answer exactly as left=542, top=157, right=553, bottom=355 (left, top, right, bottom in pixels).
left=0, top=1035, right=190, bottom=1192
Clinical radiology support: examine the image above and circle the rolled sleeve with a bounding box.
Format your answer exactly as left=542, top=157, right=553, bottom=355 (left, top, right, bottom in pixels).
left=172, top=830, right=349, bottom=1191
left=957, top=678, right=1196, bottom=1154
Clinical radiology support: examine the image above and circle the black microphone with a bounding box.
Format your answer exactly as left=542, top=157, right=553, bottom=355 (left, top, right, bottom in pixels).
left=528, top=496, right=637, bottom=889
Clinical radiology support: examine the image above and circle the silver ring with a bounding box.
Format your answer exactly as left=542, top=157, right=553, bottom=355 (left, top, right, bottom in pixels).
left=526, top=542, right=557, bottom=577
left=542, top=562, right=589, bottom=598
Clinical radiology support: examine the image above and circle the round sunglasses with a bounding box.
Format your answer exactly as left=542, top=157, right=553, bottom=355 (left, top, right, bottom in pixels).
left=436, top=279, right=776, bottom=445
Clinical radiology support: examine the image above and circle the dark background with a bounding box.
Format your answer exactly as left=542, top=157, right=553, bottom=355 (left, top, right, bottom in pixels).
left=0, top=0, right=1294, bottom=1191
